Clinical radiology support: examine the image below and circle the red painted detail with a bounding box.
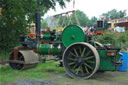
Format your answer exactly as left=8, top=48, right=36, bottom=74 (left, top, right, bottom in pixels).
left=107, top=52, right=116, bottom=56
left=14, top=47, right=24, bottom=60
left=29, top=33, right=35, bottom=38
left=96, top=31, right=105, bottom=35
left=35, top=11, right=40, bottom=13
left=44, top=42, right=49, bottom=45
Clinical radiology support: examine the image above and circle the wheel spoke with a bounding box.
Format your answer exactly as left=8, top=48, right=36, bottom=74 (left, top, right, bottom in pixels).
left=84, top=63, right=93, bottom=70
left=74, top=48, right=79, bottom=56
left=84, top=65, right=89, bottom=74
left=72, top=64, right=78, bottom=69
left=76, top=66, right=81, bottom=74
left=80, top=65, right=84, bottom=76
left=85, top=51, right=91, bottom=57
left=16, top=64, right=21, bottom=67
left=86, top=60, right=95, bottom=64
left=84, top=56, right=95, bottom=61
left=70, top=52, right=76, bottom=57
left=81, top=48, right=86, bottom=57
left=79, top=47, right=82, bottom=55
left=68, top=57, right=76, bottom=61
left=68, top=62, right=76, bottom=65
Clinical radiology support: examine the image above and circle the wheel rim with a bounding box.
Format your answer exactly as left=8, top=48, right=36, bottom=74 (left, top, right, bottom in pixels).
left=9, top=52, right=24, bottom=70
left=95, top=42, right=104, bottom=47
left=63, top=42, right=100, bottom=79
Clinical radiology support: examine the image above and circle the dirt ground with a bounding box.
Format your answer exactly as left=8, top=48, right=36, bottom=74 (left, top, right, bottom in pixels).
left=0, top=71, right=128, bottom=85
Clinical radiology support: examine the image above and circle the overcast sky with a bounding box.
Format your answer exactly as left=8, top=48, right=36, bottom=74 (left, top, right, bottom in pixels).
left=44, top=0, right=128, bottom=19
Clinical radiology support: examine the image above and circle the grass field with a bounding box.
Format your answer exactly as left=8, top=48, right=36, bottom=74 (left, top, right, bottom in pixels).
left=0, top=61, right=65, bottom=83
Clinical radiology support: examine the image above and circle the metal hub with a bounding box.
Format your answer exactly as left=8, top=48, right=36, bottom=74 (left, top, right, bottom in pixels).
left=77, top=57, right=84, bottom=64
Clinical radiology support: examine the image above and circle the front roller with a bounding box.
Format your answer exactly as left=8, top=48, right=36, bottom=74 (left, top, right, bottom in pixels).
left=63, top=42, right=100, bottom=79
left=9, top=50, right=39, bottom=70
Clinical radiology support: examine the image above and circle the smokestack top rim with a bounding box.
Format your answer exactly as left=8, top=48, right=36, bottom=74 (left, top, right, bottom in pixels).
left=35, top=11, right=40, bottom=13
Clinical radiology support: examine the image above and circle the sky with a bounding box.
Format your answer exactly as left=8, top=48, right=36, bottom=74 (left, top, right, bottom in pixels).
left=44, top=0, right=128, bottom=19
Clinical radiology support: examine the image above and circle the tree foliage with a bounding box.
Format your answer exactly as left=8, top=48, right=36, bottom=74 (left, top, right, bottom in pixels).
left=0, top=0, right=71, bottom=52
left=100, top=9, right=126, bottom=21
left=89, top=16, right=97, bottom=27
left=41, top=19, right=48, bottom=28
left=72, top=10, right=89, bottom=27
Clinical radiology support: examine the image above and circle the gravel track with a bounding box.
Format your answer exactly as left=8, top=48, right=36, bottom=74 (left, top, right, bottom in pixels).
left=0, top=71, right=128, bottom=85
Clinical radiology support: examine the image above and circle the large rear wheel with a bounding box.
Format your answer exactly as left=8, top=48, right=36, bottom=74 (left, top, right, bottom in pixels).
left=63, top=42, right=100, bottom=79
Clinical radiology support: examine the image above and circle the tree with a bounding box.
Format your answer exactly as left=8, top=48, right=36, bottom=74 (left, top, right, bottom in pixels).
left=72, top=10, right=89, bottom=27
left=0, top=0, right=71, bottom=52
left=41, top=19, right=47, bottom=28
left=88, top=16, right=97, bottom=27
left=100, top=9, right=126, bottom=21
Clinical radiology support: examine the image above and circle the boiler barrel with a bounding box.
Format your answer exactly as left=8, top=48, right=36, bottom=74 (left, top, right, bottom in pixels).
left=37, top=44, right=62, bottom=55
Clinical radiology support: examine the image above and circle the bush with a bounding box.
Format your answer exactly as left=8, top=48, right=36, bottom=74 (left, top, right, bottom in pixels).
left=96, top=31, right=128, bottom=52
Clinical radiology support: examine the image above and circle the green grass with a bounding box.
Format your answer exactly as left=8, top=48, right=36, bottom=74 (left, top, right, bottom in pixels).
left=0, top=61, right=65, bottom=83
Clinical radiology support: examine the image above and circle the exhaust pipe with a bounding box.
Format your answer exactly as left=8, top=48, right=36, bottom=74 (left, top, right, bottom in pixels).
left=35, top=11, right=41, bottom=41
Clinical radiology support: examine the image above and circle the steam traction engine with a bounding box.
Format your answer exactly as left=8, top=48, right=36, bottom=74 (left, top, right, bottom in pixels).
left=9, top=11, right=121, bottom=79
